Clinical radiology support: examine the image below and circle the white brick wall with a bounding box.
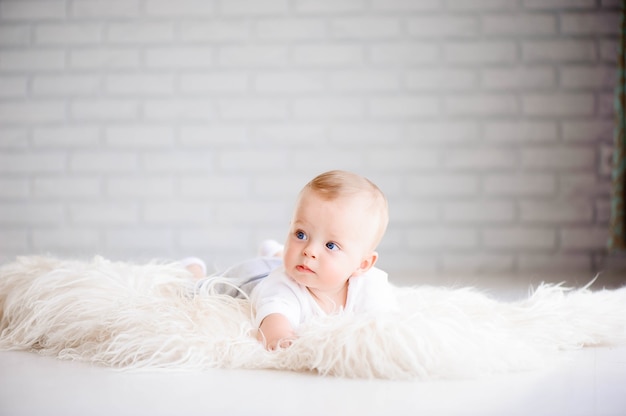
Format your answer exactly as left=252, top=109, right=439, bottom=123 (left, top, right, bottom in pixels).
left=0, top=0, right=621, bottom=278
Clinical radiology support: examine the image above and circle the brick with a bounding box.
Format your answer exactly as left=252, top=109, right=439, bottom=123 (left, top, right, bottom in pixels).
left=142, top=201, right=213, bottom=224
left=484, top=121, right=558, bottom=142
left=0, top=202, right=64, bottom=224
left=106, top=176, right=174, bottom=198
left=70, top=152, right=138, bottom=172
left=0, top=75, right=27, bottom=97
left=33, top=228, right=100, bottom=249
left=385, top=201, right=440, bottom=223
left=0, top=178, right=29, bottom=197
left=407, top=122, right=481, bottom=142
left=560, top=227, right=608, bottom=250
left=70, top=99, right=138, bottom=120
left=558, top=174, right=611, bottom=197
left=255, top=71, right=326, bottom=93
left=219, top=98, right=290, bottom=119
left=254, top=123, right=326, bottom=143
left=32, top=126, right=100, bottom=146
left=518, top=254, right=591, bottom=272
left=599, top=40, right=618, bottom=63
left=484, top=174, right=556, bottom=195
left=445, top=94, right=517, bottom=115
left=596, top=199, right=610, bottom=223
left=0, top=130, right=28, bottom=147
left=34, top=177, right=101, bottom=198
left=406, top=69, right=477, bottom=90
left=181, top=21, right=250, bottom=41
left=561, top=12, right=619, bottom=35
left=182, top=72, right=249, bottom=93
left=520, top=201, right=593, bottom=223
left=145, top=47, right=213, bottom=68
left=294, top=0, right=366, bottom=13
left=221, top=0, right=289, bottom=15
left=251, top=173, right=318, bottom=198
left=560, top=66, right=616, bottom=89
left=329, top=123, right=403, bottom=144
left=180, top=125, right=248, bottom=145
left=145, top=0, right=214, bottom=16
left=141, top=151, right=214, bottom=172
left=367, top=149, right=439, bottom=170
left=521, top=147, right=594, bottom=170
left=105, top=74, right=176, bottom=94
left=370, top=0, right=441, bottom=11
left=330, top=70, right=399, bottom=92
left=522, top=93, right=594, bottom=116
left=597, top=92, right=615, bottom=116
left=32, top=74, right=100, bottom=95
left=368, top=96, right=439, bottom=117
left=71, top=0, right=141, bottom=18
left=406, top=174, right=479, bottom=196
left=483, top=227, right=557, bottom=249
left=444, top=41, right=517, bottom=64
left=442, top=254, right=515, bottom=274
left=562, top=120, right=613, bottom=142
left=293, top=44, right=364, bottom=66
left=407, top=227, right=478, bottom=249
left=0, top=229, right=28, bottom=250
left=215, top=201, right=288, bottom=225
left=104, top=228, right=173, bottom=249
left=70, top=48, right=140, bottom=69
left=0, top=25, right=30, bottom=45
left=522, top=0, right=594, bottom=9
left=70, top=202, right=138, bottom=224
left=105, top=126, right=175, bottom=145
left=0, top=102, right=66, bottom=123
left=447, top=0, right=517, bottom=10
left=522, top=40, right=596, bottom=62
left=286, top=149, right=365, bottom=172
left=443, top=148, right=517, bottom=170
left=407, top=16, right=479, bottom=37
left=218, top=45, right=289, bottom=67
left=443, top=201, right=515, bottom=223
left=143, top=99, right=218, bottom=121
left=180, top=175, right=250, bottom=198
left=293, top=97, right=364, bottom=119
left=369, top=43, right=439, bottom=64
left=254, top=18, right=325, bottom=40
left=331, top=17, right=401, bottom=39
left=179, top=227, right=251, bottom=252
left=0, top=50, right=64, bottom=71
left=0, top=1, right=66, bottom=19
left=35, top=23, right=102, bottom=44
left=217, top=150, right=289, bottom=171
left=106, top=23, right=175, bottom=43
left=0, top=152, right=67, bottom=173
left=482, top=67, right=555, bottom=89
left=482, top=14, right=556, bottom=35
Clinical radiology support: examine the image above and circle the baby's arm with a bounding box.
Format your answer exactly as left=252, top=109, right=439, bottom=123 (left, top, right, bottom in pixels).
left=257, top=313, right=296, bottom=350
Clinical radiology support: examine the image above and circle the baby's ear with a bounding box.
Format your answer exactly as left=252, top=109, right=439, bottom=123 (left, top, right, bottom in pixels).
left=353, top=251, right=378, bottom=277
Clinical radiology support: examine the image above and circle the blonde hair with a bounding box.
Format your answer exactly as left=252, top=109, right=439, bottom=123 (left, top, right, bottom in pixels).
left=300, top=170, right=389, bottom=249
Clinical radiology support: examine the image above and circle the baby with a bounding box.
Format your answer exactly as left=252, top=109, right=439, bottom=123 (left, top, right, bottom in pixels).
left=184, top=170, right=396, bottom=350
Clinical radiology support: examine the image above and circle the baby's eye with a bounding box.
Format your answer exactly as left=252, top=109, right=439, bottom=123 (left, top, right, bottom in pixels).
left=326, top=242, right=338, bottom=251
left=295, top=230, right=307, bottom=240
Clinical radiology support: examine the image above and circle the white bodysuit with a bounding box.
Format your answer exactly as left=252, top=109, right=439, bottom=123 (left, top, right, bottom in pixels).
left=250, top=265, right=397, bottom=329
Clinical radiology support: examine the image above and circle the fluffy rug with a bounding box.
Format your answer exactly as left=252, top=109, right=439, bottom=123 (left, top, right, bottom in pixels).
left=0, top=256, right=625, bottom=380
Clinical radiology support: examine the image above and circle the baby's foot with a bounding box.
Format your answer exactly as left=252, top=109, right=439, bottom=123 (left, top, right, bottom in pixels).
left=258, top=240, right=283, bottom=258
left=180, top=257, right=207, bottom=279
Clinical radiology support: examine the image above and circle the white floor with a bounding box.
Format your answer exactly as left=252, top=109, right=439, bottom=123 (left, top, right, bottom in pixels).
left=1, top=274, right=625, bottom=416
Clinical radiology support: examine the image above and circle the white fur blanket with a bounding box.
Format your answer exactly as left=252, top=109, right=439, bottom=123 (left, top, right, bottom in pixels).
left=1, top=256, right=625, bottom=380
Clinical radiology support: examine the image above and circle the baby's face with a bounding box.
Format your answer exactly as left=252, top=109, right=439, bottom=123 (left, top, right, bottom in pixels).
left=282, top=190, right=376, bottom=294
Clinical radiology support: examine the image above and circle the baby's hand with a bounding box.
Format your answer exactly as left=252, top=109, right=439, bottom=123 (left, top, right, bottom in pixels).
left=257, top=313, right=296, bottom=351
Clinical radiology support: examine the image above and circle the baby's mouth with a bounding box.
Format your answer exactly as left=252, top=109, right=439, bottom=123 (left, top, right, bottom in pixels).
left=296, top=264, right=313, bottom=273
